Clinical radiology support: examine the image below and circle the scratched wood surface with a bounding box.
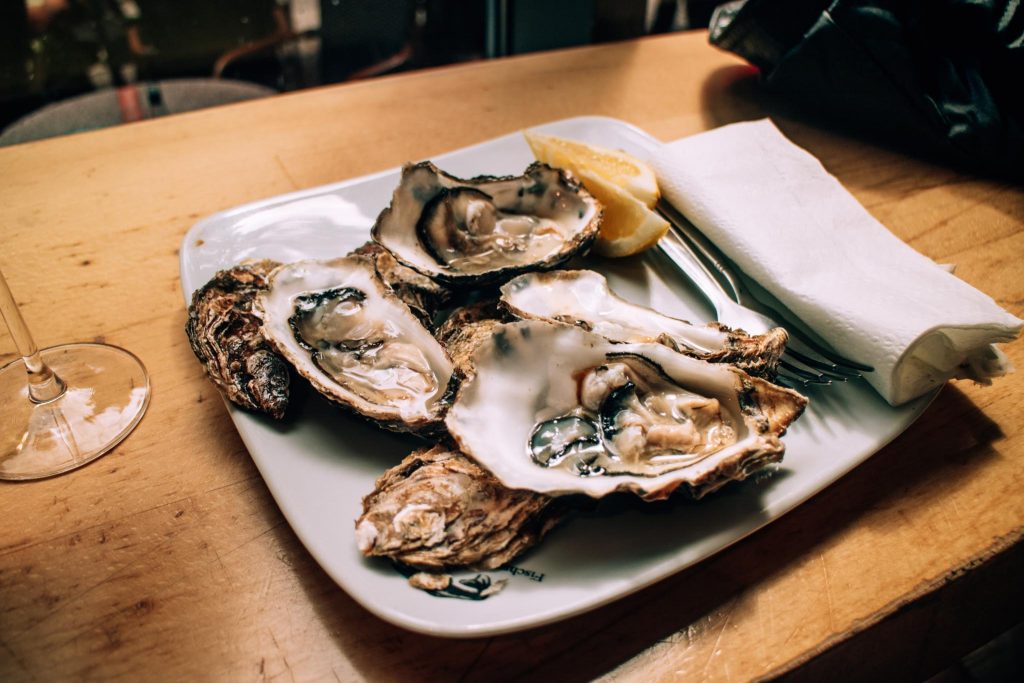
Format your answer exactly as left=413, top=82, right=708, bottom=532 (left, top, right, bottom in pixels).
left=1, top=31, right=1022, bottom=682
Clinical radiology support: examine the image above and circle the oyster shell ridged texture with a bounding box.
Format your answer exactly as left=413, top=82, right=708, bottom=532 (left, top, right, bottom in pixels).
left=371, top=161, right=602, bottom=286
left=348, top=241, right=454, bottom=329
left=255, top=257, right=455, bottom=434
left=446, top=320, right=807, bottom=501
left=356, top=443, right=565, bottom=571
left=500, top=269, right=788, bottom=379
left=434, top=300, right=507, bottom=379
left=185, top=259, right=290, bottom=419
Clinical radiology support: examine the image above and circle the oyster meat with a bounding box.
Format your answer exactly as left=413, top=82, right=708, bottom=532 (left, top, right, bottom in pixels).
left=371, top=161, right=602, bottom=285
left=186, top=259, right=290, bottom=419
left=500, top=269, right=787, bottom=378
left=255, top=257, right=455, bottom=433
left=446, top=321, right=807, bottom=500
left=356, top=444, right=564, bottom=570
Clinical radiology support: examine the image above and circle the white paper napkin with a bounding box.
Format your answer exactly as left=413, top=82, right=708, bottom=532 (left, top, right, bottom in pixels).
left=649, top=119, right=1022, bottom=405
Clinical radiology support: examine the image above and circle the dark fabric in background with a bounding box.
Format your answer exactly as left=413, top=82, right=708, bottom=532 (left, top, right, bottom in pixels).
left=710, top=0, right=1024, bottom=178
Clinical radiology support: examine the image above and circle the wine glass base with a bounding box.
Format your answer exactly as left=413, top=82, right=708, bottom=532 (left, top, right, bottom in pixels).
left=0, top=343, right=150, bottom=481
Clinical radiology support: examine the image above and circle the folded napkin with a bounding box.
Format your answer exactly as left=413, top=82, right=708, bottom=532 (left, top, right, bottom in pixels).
left=649, top=119, right=1022, bottom=406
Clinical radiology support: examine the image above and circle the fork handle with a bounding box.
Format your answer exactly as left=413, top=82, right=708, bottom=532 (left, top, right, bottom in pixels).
left=658, top=200, right=743, bottom=301
left=656, top=228, right=733, bottom=313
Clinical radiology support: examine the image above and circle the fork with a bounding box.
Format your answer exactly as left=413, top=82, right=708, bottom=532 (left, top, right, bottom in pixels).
left=654, top=201, right=873, bottom=387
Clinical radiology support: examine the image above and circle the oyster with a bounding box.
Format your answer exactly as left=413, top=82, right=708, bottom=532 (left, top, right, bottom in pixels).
left=446, top=321, right=807, bottom=500
left=434, top=300, right=506, bottom=379
left=185, top=260, right=290, bottom=419
left=356, top=444, right=564, bottom=570
left=255, top=257, right=454, bottom=433
left=349, top=241, right=453, bottom=328
left=371, top=161, right=602, bottom=286
left=500, top=270, right=787, bottom=378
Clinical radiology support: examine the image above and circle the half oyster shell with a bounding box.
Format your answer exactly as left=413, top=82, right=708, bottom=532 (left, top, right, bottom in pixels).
left=434, top=300, right=506, bottom=379
left=254, top=257, right=455, bottom=433
left=185, top=259, right=290, bottom=419
left=356, top=443, right=564, bottom=570
left=446, top=321, right=807, bottom=500
left=348, top=241, right=454, bottom=328
left=371, top=161, right=602, bottom=286
left=500, top=269, right=787, bottom=378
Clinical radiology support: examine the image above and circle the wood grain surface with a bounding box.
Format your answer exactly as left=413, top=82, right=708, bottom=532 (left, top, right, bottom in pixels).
left=2, top=31, right=1022, bottom=682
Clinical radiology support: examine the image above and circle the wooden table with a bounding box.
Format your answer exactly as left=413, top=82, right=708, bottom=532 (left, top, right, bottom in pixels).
left=2, top=30, right=1022, bottom=682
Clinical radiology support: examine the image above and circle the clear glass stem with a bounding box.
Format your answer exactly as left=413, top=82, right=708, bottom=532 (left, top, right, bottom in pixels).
left=0, top=268, right=66, bottom=403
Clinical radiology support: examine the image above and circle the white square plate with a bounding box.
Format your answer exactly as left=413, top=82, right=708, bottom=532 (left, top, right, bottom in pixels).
left=179, top=116, right=932, bottom=637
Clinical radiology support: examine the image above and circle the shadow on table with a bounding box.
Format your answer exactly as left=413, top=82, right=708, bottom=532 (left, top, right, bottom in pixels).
left=697, top=64, right=1024, bottom=189
left=259, top=383, right=1007, bottom=682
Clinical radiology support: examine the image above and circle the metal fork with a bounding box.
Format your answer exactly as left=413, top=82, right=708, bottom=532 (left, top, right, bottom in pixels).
left=654, top=201, right=873, bottom=387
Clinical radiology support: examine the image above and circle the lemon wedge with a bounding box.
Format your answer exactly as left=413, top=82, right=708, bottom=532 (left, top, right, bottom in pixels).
left=523, top=130, right=660, bottom=208
left=573, top=168, right=669, bottom=258
left=524, top=131, right=667, bottom=257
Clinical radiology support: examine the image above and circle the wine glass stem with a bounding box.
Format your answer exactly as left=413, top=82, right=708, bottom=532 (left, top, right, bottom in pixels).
left=0, top=268, right=67, bottom=403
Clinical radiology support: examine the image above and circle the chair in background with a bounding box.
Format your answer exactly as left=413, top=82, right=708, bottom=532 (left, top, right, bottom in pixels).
left=0, top=0, right=290, bottom=145
left=0, top=78, right=275, bottom=146
left=1, top=0, right=699, bottom=145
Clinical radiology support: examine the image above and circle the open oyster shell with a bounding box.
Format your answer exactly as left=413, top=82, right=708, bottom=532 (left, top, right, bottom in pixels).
left=446, top=321, right=807, bottom=500
left=434, top=300, right=506, bottom=377
left=371, top=161, right=602, bottom=286
left=186, top=259, right=290, bottom=419
left=356, top=443, right=565, bottom=571
left=348, top=241, right=454, bottom=328
left=500, top=269, right=787, bottom=378
left=254, top=257, right=455, bottom=434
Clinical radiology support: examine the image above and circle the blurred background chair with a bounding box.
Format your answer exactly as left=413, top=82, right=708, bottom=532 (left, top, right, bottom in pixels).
left=0, top=78, right=275, bottom=146
left=0, top=0, right=296, bottom=144
left=0, top=1, right=714, bottom=145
